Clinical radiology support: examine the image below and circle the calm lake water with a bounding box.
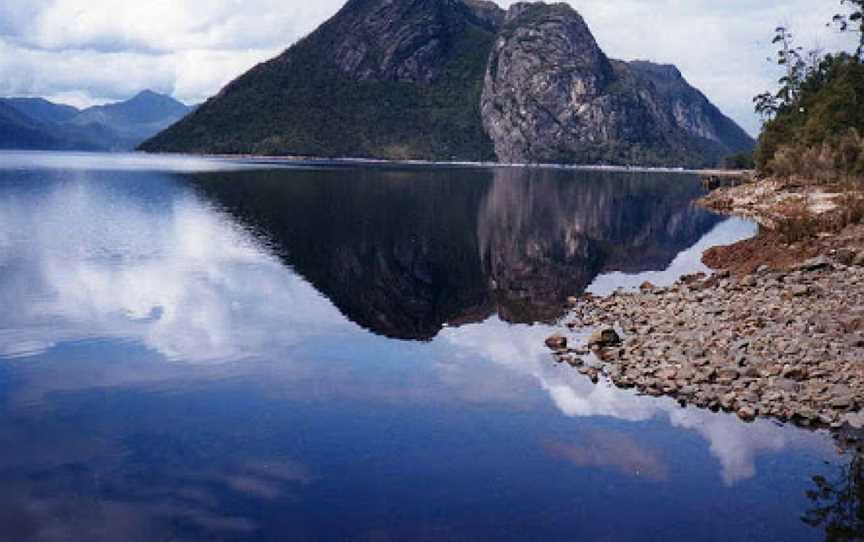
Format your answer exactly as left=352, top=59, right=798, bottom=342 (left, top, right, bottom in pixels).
left=0, top=151, right=855, bottom=541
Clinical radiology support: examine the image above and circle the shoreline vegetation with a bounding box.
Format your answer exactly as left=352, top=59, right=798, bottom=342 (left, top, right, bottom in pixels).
left=546, top=0, right=864, bottom=445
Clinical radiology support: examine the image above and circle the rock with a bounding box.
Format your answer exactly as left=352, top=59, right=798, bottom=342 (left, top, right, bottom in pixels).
left=776, top=378, right=800, bottom=392
left=741, top=275, right=758, bottom=287
left=656, top=367, right=677, bottom=380
left=731, top=339, right=750, bottom=352
left=794, top=256, right=831, bottom=272
left=742, top=366, right=761, bottom=378
left=588, top=327, right=621, bottom=348
left=566, top=357, right=583, bottom=368
left=737, top=406, right=756, bottom=422
left=545, top=334, right=568, bottom=350
left=854, top=252, right=864, bottom=267
left=551, top=244, right=864, bottom=434
left=842, top=412, right=864, bottom=429
left=479, top=3, right=745, bottom=166
left=830, top=396, right=855, bottom=410
left=790, top=285, right=812, bottom=297
left=703, top=305, right=725, bottom=315
left=680, top=273, right=707, bottom=285
left=717, top=368, right=740, bottom=380
left=836, top=248, right=857, bottom=266
left=782, top=366, right=807, bottom=381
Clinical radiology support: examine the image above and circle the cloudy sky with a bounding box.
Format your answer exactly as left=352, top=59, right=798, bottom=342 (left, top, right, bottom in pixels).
left=0, top=0, right=857, bottom=135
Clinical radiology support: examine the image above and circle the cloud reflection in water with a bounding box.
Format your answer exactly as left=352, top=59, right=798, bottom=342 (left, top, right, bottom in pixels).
left=0, top=164, right=834, bottom=496
left=0, top=172, right=355, bottom=362
left=440, top=317, right=832, bottom=486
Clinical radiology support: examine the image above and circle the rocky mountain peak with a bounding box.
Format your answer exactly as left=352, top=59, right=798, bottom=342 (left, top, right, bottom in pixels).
left=482, top=2, right=647, bottom=164
left=324, top=0, right=499, bottom=83
left=495, top=2, right=613, bottom=88
left=143, top=0, right=754, bottom=167
left=462, top=0, right=505, bottom=29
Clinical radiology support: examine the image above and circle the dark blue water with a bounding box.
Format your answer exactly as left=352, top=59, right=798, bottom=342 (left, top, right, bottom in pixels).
left=0, top=152, right=854, bottom=541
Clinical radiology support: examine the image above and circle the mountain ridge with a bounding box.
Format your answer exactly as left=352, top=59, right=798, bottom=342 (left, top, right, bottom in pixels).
left=141, top=0, right=754, bottom=167
left=143, top=0, right=498, bottom=160
left=0, top=91, right=192, bottom=151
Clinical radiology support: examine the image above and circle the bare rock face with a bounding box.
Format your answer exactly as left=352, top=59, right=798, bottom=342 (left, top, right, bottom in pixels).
left=480, top=2, right=748, bottom=166
left=626, top=61, right=755, bottom=156
left=332, top=0, right=502, bottom=83
left=481, top=3, right=618, bottom=163
left=144, top=0, right=753, bottom=166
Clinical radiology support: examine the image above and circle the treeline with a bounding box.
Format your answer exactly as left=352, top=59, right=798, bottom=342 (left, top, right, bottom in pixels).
left=751, top=0, right=864, bottom=182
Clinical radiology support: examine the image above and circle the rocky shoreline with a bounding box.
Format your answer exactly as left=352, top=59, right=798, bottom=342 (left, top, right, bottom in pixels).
left=548, top=176, right=864, bottom=434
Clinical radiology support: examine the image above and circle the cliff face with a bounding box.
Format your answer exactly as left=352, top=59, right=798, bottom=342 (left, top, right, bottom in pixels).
left=480, top=3, right=752, bottom=166
left=142, top=0, right=753, bottom=167
left=626, top=61, right=755, bottom=156
left=481, top=4, right=684, bottom=166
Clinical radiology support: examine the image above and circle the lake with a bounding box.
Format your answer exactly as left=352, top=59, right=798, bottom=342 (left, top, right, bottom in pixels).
left=0, top=151, right=853, bottom=541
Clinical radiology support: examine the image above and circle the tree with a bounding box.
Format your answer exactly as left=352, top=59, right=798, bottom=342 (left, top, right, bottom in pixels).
left=832, top=0, right=864, bottom=59
left=802, top=449, right=864, bottom=541
left=754, top=1, right=864, bottom=176
left=773, top=26, right=807, bottom=106
left=754, top=91, right=780, bottom=121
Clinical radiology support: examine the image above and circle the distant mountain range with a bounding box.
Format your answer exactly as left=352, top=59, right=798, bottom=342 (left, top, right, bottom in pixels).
left=141, top=0, right=755, bottom=167
left=0, top=90, right=192, bottom=152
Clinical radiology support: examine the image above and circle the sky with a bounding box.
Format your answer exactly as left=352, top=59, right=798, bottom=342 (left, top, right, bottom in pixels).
left=0, top=0, right=857, bottom=135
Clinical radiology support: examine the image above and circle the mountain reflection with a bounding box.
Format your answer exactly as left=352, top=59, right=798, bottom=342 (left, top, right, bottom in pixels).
left=185, top=166, right=721, bottom=339
left=0, top=159, right=841, bottom=540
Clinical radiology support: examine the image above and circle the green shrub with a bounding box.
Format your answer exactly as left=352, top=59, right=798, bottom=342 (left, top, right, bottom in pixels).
left=756, top=56, right=864, bottom=181
left=722, top=152, right=755, bottom=170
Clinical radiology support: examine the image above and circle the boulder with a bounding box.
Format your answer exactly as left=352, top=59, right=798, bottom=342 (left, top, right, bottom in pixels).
left=781, top=366, right=807, bottom=381
left=737, top=406, right=756, bottom=422
left=794, top=256, right=831, bottom=272
left=545, top=334, right=568, bottom=350
left=588, top=327, right=621, bottom=348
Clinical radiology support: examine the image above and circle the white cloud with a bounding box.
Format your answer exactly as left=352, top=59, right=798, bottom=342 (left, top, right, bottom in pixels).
left=0, top=0, right=337, bottom=105
left=0, top=1, right=858, bottom=136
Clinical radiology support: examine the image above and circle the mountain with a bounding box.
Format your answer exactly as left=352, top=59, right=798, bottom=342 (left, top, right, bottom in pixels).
left=67, top=90, right=192, bottom=150
left=626, top=61, right=755, bottom=157
left=0, top=91, right=192, bottom=152
left=0, top=101, right=66, bottom=150
left=481, top=3, right=754, bottom=166
left=2, top=98, right=80, bottom=124
left=144, top=0, right=499, bottom=160
left=142, top=0, right=754, bottom=167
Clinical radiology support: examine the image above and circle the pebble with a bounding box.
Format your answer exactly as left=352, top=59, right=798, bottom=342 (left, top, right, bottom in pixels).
left=549, top=257, right=864, bottom=429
